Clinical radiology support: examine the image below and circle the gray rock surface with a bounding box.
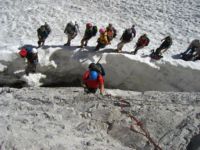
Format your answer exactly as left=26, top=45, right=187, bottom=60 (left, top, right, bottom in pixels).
left=0, top=87, right=199, bottom=150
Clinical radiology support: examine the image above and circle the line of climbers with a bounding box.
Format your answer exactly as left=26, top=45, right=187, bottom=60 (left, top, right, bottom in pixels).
left=18, top=22, right=200, bottom=84
left=19, top=45, right=105, bottom=94
left=35, top=22, right=200, bottom=61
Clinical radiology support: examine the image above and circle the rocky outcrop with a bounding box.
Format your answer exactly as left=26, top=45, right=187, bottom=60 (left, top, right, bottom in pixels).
left=0, top=87, right=199, bottom=149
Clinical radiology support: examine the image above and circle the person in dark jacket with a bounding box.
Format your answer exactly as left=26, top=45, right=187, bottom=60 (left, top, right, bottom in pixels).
left=132, top=34, right=150, bottom=55
left=25, top=48, right=38, bottom=76
left=64, top=21, right=79, bottom=46
left=116, top=25, right=136, bottom=52
left=180, top=39, right=200, bottom=61
left=19, top=47, right=38, bottom=76
left=80, top=23, right=97, bottom=48
left=154, top=36, right=172, bottom=56
left=37, top=22, right=51, bottom=47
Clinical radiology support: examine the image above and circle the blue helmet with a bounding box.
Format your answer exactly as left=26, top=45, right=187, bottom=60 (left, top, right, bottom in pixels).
left=89, top=71, right=98, bottom=80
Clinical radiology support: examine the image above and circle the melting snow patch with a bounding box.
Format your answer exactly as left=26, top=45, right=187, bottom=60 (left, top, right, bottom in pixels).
left=14, top=69, right=25, bottom=74
left=21, top=73, right=46, bottom=87
left=38, top=48, right=58, bottom=68
left=106, top=89, right=141, bottom=97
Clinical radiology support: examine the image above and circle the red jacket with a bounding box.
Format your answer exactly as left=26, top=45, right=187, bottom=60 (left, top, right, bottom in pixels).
left=137, top=36, right=149, bottom=47
left=82, top=70, right=104, bottom=89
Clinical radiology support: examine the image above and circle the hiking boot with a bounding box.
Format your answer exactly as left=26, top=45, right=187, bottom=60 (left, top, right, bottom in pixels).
left=79, top=45, right=84, bottom=48
left=94, top=45, right=100, bottom=51
left=41, top=42, right=45, bottom=46
left=132, top=51, right=137, bottom=55
left=38, top=41, right=41, bottom=48
left=25, top=69, right=29, bottom=76
left=117, top=49, right=122, bottom=53
left=64, top=43, right=70, bottom=46
left=94, top=48, right=99, bottom=51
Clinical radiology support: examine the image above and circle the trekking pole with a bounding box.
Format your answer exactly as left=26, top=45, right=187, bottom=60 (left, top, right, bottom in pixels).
left=96, top=55, right=103, bottom=64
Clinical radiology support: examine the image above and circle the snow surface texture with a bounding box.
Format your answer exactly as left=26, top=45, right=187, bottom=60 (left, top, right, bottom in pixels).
left=0, top=87, right=199, bottom=150
left=0, top=0, right=200, bottom=91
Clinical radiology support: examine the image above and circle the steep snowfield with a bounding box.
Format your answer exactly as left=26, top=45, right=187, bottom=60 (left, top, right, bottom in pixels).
left=0, top=0, right=199, bottom=90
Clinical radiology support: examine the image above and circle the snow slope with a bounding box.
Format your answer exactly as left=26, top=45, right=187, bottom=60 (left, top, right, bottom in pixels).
left=0, top=0, right=200, bottom=91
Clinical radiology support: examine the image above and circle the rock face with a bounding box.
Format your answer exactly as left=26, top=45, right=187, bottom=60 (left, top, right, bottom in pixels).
left=0, top=87, right=199, bottom=150
left=187, top=134, right=200, bottom=150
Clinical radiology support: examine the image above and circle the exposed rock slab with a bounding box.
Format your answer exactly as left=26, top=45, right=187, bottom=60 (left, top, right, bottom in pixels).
left=0, top=87, right=199, bottom=150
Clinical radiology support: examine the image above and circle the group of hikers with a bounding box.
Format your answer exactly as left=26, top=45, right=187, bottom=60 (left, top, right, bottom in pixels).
left=18, top=22, right=200, bottom=94
left=36, top=21, right=199, bottom=60
left=62, top=22, right=174, bottom=59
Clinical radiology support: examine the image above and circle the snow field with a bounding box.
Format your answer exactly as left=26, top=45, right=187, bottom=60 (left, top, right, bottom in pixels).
left=0, top=0, right=199, bottom=90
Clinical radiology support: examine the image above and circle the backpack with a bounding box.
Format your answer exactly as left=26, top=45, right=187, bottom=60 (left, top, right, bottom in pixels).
left=162, top=37, right=172, bottom=48
left=122, top=29, right=133, bottom=41
left=37, top=27, right=42, bottom=35
left=26, top=47, right=33, bottom=53
left=64, top=22, right=76, bottom=35
left=96, top=63, right=105, bottom=76
left=141, top=37, right=149, bottom=46
left=89, top=63, right=105, bottom=76
left=92, top=26, right=98, bottom=36
left=44, top=24, right=51, bottom=34
left=19, top=47, right=33, bottom=58
left=37, top=26, right=49, bottom=38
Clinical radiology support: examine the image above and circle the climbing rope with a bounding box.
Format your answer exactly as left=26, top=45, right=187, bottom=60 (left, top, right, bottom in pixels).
left=104, top=94, right=163, bottom=150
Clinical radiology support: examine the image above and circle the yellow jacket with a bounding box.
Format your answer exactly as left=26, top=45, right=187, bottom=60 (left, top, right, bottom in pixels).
left=98, top=32, right=109, bottom=45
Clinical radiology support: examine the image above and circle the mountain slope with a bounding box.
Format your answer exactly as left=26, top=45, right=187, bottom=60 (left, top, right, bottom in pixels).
left=0, top=87, right=199, bottom=149
left=0, top=0, right=199, bottom=90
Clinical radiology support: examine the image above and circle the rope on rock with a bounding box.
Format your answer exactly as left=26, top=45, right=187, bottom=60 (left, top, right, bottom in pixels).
left=104, top=94, right=162, bottom=150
